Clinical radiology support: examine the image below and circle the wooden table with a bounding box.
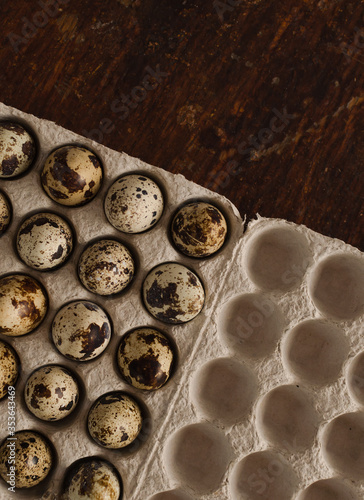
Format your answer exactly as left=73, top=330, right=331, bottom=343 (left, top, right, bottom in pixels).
left=1, top=0, right=363, bottom=249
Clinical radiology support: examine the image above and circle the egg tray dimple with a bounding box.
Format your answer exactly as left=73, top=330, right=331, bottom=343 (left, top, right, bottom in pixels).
left=0, top=102, right=363, bottom=500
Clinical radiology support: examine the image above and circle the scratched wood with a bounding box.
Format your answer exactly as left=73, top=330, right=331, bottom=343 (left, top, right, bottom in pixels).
left=0, top=0, right=363, bottom=249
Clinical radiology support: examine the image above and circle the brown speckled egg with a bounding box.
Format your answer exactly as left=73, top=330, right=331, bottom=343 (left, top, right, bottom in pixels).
left=104, top=174, right=164, bottom=233
left=0, top=121, right=36, bottom=178
left=41, top=145, right=103, bottom=206
left=171, top=202, right=227, bottom=257
left=0, top=340, right=20, bottom=399
left=87, top=391, right=142, bottom=449
left=62, top=457, right=122, bottom=500
left=0, top=191, right=11, bottom=236
left=117, top=328, right=174, bottom=390
left=0, top=430, right=53, bottom=488
left=0, top=274, right=48, bottom=336
left=143, top=263, right=205, bottom=324
left=78, top=239, right=135, bottom=296
left=16, top=212, right=74, bottom=271
left=52, top=300, right=111, bottom=361
left=25, top=365, right=79, bottom=421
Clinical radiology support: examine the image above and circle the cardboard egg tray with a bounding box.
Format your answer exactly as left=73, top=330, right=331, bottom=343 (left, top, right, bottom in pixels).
left=0, top=101, right=363, bottom=500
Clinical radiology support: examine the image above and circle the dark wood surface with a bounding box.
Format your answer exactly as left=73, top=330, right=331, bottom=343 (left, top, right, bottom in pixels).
left=1, top=0, right=363, bottom=249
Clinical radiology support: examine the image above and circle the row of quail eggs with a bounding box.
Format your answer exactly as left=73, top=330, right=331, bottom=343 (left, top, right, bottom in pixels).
left=0, top=119, right=227, bottom=311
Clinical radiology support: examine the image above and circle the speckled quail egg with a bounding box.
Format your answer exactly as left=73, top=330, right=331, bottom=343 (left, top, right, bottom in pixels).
left=52, top=300, right=111, bottom=361
left=62, top=457, right=122, bottom=500
left=0, top=274, right=48, bottom=336
left=0, top=121, right=37, bottom=178
left=0, top=430, right=53, bottom=488
left=87, top=391, right=143, bottom=449
left=171, top=202, right=227, bottom=257
left=25, top=365, right=79, bottom=421
left=41, top=145, right=103, bottom=206
left=117, top=328, right=175, bottom=390
left=0, top=191, right=11, bottom=236
left=78, top=239, right=135, bottom=296
left=104, top=174, right=164, bottom=233
left=0, top=340, right=20, bottom=399
left=143, top=263, right=205, bottom=324
left=16, top=212, right=74, bottom=271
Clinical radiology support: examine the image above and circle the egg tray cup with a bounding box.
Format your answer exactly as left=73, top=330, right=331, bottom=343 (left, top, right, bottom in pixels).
left=0, top=101, right=363, bottom=500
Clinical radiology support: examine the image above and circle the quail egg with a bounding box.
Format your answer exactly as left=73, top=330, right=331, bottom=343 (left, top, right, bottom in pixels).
left=16, top=212, right=74, bottom=271
left=25, top=365, right=79, bottom=421
left=143, top=263, right=205, bottom=324
left=117, top=328, right=175, bottom=390
left=41, top=145, right=103, bottom=206
left=61, top=457, right=122, bottom=500
left=171, top=202, right=227, bottom=257
left=0, top=430, right=54, bottom=488
left=52, top=300, right=111, bottom=361
left=0, top=274, right=48, bottom=336
left=104, top=174, right=164, bottom=233
left=87, top=391, right=143, bottom=449
left=0, top=191, right=11, bottom=236
left=0, top=121, right=37, bottom=178
left=78, top=239, right=135, bottom=296
left=0, top=340, right=20, bottom=400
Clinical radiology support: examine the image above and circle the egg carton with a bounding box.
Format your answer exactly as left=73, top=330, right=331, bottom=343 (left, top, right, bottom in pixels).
left=0, top=101, right=363, bottom=500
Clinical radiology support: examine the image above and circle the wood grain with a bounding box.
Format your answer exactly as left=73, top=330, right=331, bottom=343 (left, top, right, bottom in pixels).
left=1, top=0, right=363, bottom=248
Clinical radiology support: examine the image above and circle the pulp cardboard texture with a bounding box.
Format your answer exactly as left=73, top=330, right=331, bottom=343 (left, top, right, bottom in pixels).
left=0, top=102, right=363, bottom=500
